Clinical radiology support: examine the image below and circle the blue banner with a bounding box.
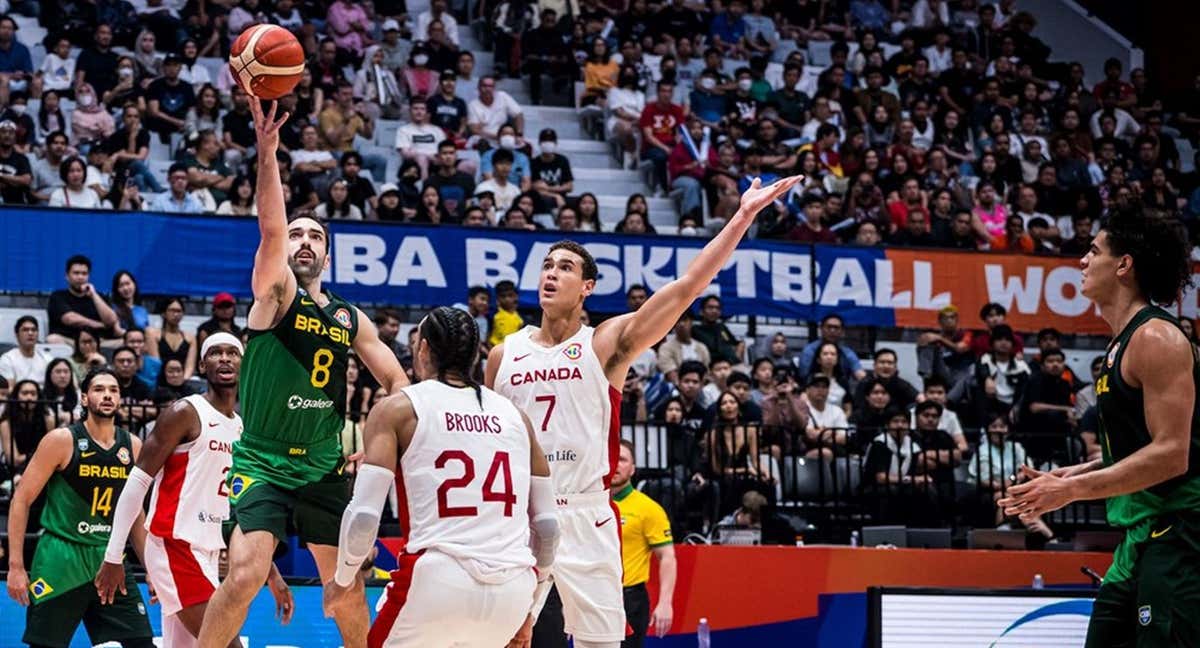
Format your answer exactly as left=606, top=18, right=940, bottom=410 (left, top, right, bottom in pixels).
left=1, top=207, right=833, bottom=320
left=0, top=581, right=386, bottom=647
left=3, top=207, right=1109, bottom=332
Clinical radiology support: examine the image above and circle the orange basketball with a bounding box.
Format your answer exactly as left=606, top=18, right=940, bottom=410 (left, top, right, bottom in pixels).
left=229, top=24, right=305, bottom=100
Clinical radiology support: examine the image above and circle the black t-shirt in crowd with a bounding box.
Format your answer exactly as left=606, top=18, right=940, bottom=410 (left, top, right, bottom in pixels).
left=0, top=147, right=33, bottom=204
left=101, top=127, right=151, bottom=157
left=425, top=170, right=476, bottom=219
left=342, top=174, right=377, bottom=212
left=280, top=113, right=308, bottom=152
left=428, top=94, right=468, bottom=133
left=288, top=173, right=317, bottom=210
left=864, top=436, right=919, bottom=482
left=197, top=317, right=243, bottom=342
left=913, top=427, right=957, bottom=484
left=531, top=153, right=574, bottom=188
left=146, top=78, right=196, bottom=120
left=120, top=376, right=155, bottom=404
left=47, top=288, right=104, bottom=339
left=77, top=47, right=120, bottom=97
left=222, top=109, right=256, bottom=149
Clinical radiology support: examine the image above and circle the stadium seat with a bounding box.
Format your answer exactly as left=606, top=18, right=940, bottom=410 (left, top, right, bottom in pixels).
left=807, top=40, right=834, bottom=67
left=196, top=58, right=226, bottom=85
left=375, top=119, right=402, bottom=149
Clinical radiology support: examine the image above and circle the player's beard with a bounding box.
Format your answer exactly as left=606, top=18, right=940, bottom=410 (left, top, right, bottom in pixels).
left=289, top=250, right=324, bottom=283
left=87, top=402, right=118, bottom=420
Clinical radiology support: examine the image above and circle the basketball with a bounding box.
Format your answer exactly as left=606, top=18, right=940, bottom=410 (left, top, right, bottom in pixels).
left=228, top=24, right=305, bottom=100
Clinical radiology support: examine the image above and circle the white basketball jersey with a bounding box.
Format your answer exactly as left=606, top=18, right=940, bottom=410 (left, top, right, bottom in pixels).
left=147, top=394, right=241, bottom=551
left=494, top=326, right=620, bottom=495
left=399, top=381, right=535, bottom=582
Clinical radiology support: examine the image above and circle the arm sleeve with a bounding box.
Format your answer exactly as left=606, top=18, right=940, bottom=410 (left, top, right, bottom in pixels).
left=528, top=475, right=558, bottom=573
left=104, top=466, right=154, bottom=564
left=334, top=463, right=395, bottom=586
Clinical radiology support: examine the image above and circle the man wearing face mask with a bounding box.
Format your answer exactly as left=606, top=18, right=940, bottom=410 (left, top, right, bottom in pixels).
left=725, top=68, right=761, bottom=124
left=530, top=128, right=573, bottom=210
left=480, top=124, right=531, bottom=189
left=0, top=91, right=34, bottom=151
left=0, top=119, right=33, bottom=204
left=690, top=71, right=726, bottom=128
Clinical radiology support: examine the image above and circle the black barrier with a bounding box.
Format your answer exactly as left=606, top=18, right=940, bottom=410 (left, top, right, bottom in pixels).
left=617, top=420, right=1106, bottom=544
left=1, top=401, right=1108, bottom=544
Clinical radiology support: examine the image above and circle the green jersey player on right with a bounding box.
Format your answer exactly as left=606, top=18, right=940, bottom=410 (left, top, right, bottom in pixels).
left=197, top=100, right=408, bottom=648
left=1001, top=209, right=1200, bottom=647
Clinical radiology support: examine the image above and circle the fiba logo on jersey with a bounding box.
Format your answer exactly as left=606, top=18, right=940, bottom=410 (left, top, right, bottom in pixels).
left=117, top=447, right=131, bottom=465
left=334, top=307, right=352, bottom=327
left=1107, top=342, right=1121, bottom=368
left=563, top=342, right=582, bottom=360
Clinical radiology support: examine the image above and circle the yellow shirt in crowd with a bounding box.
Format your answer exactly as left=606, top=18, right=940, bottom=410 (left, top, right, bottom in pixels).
left=614, top=483, right=673, bottom=587
left=488, top=308, right=524, bottom=347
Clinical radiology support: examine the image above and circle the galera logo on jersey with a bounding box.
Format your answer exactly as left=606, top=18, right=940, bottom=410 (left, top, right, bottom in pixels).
left=78, top=521, right=113, bottom=535
left=287, top=394, right=335, bottom=410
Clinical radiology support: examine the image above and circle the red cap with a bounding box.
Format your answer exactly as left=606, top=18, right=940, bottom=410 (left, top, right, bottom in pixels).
left=213, top=292, right=236, bottom=306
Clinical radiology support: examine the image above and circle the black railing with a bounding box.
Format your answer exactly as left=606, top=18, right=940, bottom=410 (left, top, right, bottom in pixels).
left=1, top=403, right=1107, bottom=547
left=619, top=421, right=1106, bottom=544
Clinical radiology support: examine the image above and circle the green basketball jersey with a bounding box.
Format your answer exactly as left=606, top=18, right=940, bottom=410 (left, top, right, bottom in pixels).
left=1096, top=305, right=1200, bottom=529
left=29, top=423, right=135, bottom=603
left=239, top=287, right=358, bottom=448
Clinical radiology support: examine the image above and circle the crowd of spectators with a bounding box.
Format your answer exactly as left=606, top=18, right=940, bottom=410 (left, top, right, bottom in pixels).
left=4, top=0, right=1200, bottom=538
left=0, top=0, right=1195, bottom=246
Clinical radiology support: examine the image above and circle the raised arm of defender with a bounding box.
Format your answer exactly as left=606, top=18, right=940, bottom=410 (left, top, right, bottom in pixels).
left=248, top=100, right=297, bottom=327
left=593, top=175, right=803, bottom=382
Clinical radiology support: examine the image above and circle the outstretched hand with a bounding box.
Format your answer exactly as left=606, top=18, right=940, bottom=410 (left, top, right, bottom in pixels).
left=249, top=99, right=290, bottom=156
left=997, top=465, right=1077, bottom=518
left=735, top=174, right=805, bottom=220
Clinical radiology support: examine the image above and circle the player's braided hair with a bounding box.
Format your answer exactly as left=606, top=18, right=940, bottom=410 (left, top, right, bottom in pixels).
left=420, top=306, right=483, bottom=406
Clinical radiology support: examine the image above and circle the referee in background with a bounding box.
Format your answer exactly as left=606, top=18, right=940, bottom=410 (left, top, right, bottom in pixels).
left=611, top=440, right=678, bottom=647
